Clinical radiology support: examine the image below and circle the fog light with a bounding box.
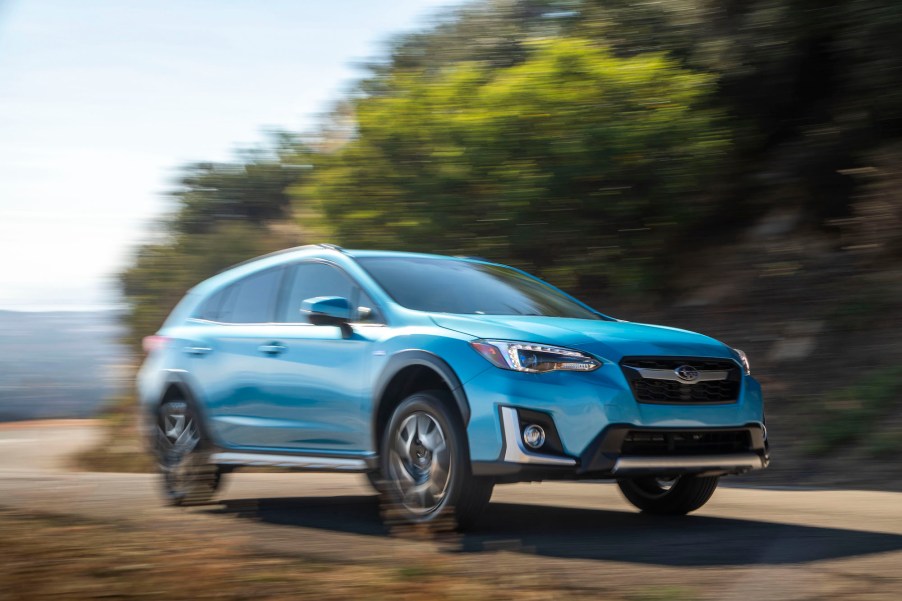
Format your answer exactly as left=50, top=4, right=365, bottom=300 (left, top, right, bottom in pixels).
left=522, top=424, right=546, bottom=449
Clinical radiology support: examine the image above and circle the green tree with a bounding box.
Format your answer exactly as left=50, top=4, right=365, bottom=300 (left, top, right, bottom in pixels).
left=306, top=38, right=728, bottom=294
left=171, top=135, right=312, bottom=235
left=120, top=222, right=300, bottom=349
left=121, top=139, right=310, bottom=347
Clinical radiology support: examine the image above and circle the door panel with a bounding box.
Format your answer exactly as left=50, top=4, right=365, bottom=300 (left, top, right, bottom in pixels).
left=182, top=323, right=284, bottom=447
left=191, top=323, right=377, bottom=451
left=249, top=324, right=380, bottom=452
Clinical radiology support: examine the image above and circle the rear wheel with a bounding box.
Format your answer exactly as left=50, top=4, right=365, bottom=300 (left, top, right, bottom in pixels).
left=364, top=470, right=385, bottom=494
left=617, top=475, right=718, bottom=515
left=380, top=391, right=493, bottom=530
left=156, top=399, right=222, bottom=506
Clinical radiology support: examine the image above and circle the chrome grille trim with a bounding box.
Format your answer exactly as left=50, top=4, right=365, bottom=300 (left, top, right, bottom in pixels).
left=619, top=356, right=741, bottom=404
left=630, top=368, right=730, bottom=384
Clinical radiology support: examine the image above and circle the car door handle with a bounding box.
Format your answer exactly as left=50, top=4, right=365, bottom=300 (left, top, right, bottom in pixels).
left=258, top=343, right=287, bottom=355
left=184, top=346, right=212, bottom=356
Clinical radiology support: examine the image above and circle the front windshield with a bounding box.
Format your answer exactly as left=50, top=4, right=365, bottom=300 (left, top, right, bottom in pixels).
left=357, top=256, right=603, bottom=319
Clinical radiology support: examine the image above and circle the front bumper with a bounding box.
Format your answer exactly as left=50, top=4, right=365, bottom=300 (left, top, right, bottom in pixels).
left=472, top=406, right=768, bottom=483
left=577, top=422, right=768, bottom=475
left=610, top=453, right=764, bottom=475
left=463, top=352, right=768, bottom=482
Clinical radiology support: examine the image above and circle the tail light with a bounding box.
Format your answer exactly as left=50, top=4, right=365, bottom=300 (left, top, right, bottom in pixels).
left=142, top=335, right=170, bottom=354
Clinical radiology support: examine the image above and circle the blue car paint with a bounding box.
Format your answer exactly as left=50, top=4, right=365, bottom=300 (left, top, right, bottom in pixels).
left=138, top=246, right=764, bottom=466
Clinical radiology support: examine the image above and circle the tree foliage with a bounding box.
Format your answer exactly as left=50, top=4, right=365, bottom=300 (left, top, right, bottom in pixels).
left=120, top=0, right=902, bottom=343
left=120, top=140, right=307, bottom=346
left=309, top=38, right=727, bottom=292
left=120, top=223, right=291, bottom=346
left=170, top=136, right=311, bottom=235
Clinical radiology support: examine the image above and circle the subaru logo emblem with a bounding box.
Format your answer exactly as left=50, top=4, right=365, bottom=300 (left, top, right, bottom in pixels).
left=675, top=365, right=700, bottom=382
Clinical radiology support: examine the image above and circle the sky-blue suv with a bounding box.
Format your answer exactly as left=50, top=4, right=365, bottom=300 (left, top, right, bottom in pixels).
left=139, top=244, right=768, bottom=529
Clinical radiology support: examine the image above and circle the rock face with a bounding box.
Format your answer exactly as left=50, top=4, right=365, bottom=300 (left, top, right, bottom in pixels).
left=768, top=321, right=823, bottom=362
left=593, top=203, right=902, bottom=489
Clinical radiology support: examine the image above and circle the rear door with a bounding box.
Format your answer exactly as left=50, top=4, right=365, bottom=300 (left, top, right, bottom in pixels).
left=186, top=266, right=290, bottom=448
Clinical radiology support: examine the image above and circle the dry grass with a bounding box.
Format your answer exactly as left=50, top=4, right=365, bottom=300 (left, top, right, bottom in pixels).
left=70, top=395, right=155, bottom=473
left=0, top=508, right=697, bottom=601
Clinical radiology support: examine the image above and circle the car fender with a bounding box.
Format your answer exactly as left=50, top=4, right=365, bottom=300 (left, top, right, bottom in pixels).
left=147, top=369, right=219, bottom=446
left=372, top=349, right=471, bottom=432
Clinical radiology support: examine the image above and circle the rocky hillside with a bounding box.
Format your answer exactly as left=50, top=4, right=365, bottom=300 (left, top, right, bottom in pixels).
left=607, top=209, right=902, bottom=490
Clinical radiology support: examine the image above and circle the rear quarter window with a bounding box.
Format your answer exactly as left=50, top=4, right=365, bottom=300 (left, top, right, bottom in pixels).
left=194, top=287, right=232, bottom=322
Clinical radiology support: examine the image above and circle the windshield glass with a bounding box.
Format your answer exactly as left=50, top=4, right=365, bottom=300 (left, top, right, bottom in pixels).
left=357, top=257, right=603, bottom=319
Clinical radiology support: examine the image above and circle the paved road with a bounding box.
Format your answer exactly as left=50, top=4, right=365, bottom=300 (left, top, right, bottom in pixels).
left=2, top=421, right=902, bottom=599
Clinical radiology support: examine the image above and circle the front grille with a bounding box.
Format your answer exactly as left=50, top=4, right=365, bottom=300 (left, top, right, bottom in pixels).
left=621, top=430, right=752, bottom=456
left=632, top=379, right=740, bottom=403
left=620, top=356, right=740, bottom=404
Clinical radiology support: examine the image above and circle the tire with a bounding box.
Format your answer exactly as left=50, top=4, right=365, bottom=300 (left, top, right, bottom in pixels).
left=155, top=398, right=223, bottom=506
left=617, top=475, right=719, bottom=515
left=364, top=470, right=385, bottom=494
left=380, top=390, right=493, bottom=530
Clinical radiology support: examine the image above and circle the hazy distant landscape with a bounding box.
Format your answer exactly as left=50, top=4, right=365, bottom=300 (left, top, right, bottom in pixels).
left=0, top=310, right=129, bottom=421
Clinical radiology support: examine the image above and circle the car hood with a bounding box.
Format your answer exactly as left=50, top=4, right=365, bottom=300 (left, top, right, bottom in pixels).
left=430, top=314, right=734, bottom=362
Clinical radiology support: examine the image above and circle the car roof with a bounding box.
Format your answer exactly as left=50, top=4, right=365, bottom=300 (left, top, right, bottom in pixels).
left=190, top=245, right=495, bottom=297
left=228, top=244, right=484, bottom=266
left=344, top=248, right=485, bottom=261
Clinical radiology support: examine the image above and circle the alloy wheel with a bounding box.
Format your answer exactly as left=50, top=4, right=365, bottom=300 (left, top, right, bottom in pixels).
left=387, top=411, right=452, bottom=515
left=157, top=400, right=210, bottom=503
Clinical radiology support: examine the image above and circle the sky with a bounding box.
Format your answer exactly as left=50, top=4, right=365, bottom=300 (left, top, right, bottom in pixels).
left=0, top=0, right=456, bottom=310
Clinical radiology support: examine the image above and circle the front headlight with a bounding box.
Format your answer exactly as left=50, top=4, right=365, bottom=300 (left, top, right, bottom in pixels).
left=470, top=339, right=601, bottom=373
left=732, top=348, right=751, bottom=375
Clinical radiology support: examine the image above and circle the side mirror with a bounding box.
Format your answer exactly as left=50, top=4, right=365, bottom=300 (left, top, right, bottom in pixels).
left=300, top=296, right=353, bottom=328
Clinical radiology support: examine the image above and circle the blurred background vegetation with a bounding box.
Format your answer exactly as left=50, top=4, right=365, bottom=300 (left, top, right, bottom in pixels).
left=119, top=0, right=902, bottom=486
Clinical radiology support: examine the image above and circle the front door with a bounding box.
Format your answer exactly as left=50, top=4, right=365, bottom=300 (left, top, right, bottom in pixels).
left=249, top=260, right=385, bottom=453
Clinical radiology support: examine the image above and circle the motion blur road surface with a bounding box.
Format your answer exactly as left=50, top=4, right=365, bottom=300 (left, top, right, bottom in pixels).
left=2, top=421, right=902, bottom=599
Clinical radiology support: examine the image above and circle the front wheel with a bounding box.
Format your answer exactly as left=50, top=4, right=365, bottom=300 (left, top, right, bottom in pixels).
left=617, top=475, right=718, bottom=515
left=380, top=391, right=493, bottom=530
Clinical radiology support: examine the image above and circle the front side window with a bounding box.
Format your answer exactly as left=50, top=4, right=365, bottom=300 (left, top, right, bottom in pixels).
left=280, top=262, right=381, bottom=323
left=357, top=257, right=602, bottom=319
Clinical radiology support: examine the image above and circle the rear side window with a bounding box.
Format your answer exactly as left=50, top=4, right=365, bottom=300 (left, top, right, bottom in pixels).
left=198, top=267, right=284, bottom=323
